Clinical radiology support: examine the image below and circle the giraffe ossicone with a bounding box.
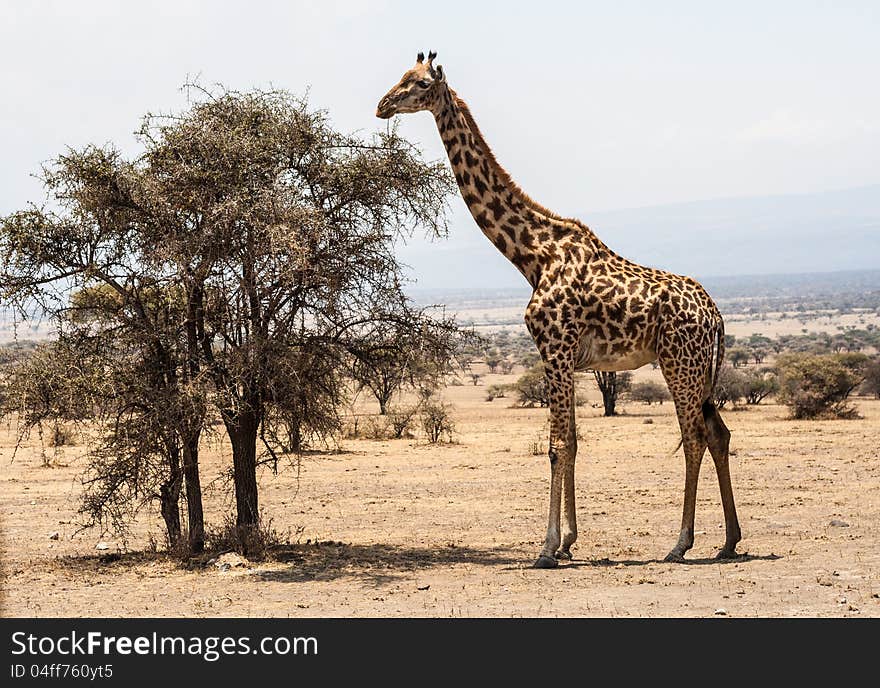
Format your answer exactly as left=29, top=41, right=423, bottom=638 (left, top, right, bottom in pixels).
left=377, top=52, right=742, bottom=567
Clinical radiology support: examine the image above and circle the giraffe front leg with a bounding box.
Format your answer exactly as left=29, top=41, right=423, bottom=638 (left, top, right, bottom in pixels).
left=533, top=365, right=576, bottom=569
left=556, top=400, right=578, bottom=561
left=534, top=442, right=564, bottom=569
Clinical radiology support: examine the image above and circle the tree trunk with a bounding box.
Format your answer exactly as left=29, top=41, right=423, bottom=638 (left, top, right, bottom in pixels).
left=602, top=387, right=617, bottom=417
left=159, top=448, right=182, bottom=548
left=224, top=410, right=260, bottom=552
left=594, top=371, right=618, bottom=417
left=182, top=431, right=205, bottom=553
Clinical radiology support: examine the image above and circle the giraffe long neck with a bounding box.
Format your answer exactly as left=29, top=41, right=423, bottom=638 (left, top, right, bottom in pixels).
left=432, top=87, right=607, bottom=287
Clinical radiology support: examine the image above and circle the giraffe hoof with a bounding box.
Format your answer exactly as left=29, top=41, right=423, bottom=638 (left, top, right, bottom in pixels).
left=663, top=551, right=686, bottom=564
left=533, top=555, right=559, bottom=569
left=716, top=548, right=740, bottom=560
left=554, top=550, right=573, bottom=561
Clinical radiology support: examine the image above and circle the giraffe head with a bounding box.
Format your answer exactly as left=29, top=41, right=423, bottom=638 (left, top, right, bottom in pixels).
left=376, top=51, right=446, bottom=119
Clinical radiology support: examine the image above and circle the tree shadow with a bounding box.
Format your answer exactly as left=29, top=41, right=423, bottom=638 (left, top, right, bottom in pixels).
left=252, top=542, right=523, bottom=586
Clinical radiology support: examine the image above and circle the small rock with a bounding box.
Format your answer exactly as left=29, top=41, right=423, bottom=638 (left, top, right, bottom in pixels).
left=214, top=552, right=248, bottom=570
left=48, top=531, right=60, bottom=540
left=817, top=575, right=833, bottom=586
left=643, top=419, right=653, bottom=424
left=417, top=584, right=430, bottom=591
left=713, top=608, right=727, bottom=616
left=95, top=542, right=109, bottom=551
left=829, top=519, right=849, bottom=528
left=848, top=605, right=859, bottom=612
left=872, top=593, right=880, bottom=599
left=837, top=597, right=847, bottom=605
left=29, top=500, right=36, bottom=506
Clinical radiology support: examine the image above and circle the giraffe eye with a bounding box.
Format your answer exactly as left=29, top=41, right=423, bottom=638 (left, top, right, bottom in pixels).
left=416, top=80, right=431, bottom=89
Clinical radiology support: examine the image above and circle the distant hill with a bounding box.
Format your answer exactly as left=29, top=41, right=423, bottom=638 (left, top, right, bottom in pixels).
left=398, top=186, right=880, bottom=289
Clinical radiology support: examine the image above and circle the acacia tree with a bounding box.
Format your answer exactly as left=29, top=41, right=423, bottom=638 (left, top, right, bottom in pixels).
left=1, top=85, right=459, bottom=553
left=0, top=147, right=208, bottom=551
left=593, top=371, right=633, bottom=417
left=348, top=317, right=458, bottom=415
left=132, top=85, right=458, bottom=547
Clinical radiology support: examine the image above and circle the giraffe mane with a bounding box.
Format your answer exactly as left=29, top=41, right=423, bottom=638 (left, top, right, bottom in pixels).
left=451, top=90, right=591, bottom=231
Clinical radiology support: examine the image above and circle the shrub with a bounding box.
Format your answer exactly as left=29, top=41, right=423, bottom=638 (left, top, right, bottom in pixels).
left=776, top=353, right=860, bottom=419
left=485, top=384, right=510, bottom=402
left=628, top=381, right=671, bottom=405
left=743, top=368, right=779, bottom=405
left=714, top=366, right=748, bottom=409
left=861, top=358, right=880, bottom=398
left=514, top=364, right=550, bottom=407
left=385, top=404, right=419, bottom=439
left=420, top=399, right=455, bottom=444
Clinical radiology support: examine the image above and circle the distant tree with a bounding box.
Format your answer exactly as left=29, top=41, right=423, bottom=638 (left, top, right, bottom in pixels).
left=861, top=358, right=880, bottom=399
left=485, top=350, right=502, bottom=374
left=419, top=397, right=455, bottom=444
left=349, top=319, right=460, bottom=415
left=714, top=366, right=748, bottom=409
left=834, top=352, right=870, bottom=395
left=728, top=348, right=750, bottom=368
left=519, top=351, right=541, bottom=369
left=750, top=347, right=768, bottom=365
left=485, top=383, right=510, bottom=401
left=592, top=371, right=633, bottom=417
left=628, top=380, right=671, bottom=405
left=514, top=363, right=551, bottom=407
left=742, top=368, right=779, bottom=405
left=776, top=353, right=860, bottom=419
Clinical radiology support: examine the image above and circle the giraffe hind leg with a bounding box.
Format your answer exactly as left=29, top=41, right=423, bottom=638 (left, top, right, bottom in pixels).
left=703, top=401, right=742, bottom=558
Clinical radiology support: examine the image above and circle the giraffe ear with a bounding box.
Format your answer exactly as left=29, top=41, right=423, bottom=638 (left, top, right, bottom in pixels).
left=433, top=64, right=445, bottom=82
left=416, top=52, right=424, bottom=63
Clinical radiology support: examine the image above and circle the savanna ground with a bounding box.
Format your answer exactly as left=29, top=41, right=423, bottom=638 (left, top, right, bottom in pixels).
left=2, top=351, right=878, bottom=619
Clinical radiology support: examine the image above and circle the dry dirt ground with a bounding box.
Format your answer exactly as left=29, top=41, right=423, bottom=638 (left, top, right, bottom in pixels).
left=1, top=366, right=879, bottom=618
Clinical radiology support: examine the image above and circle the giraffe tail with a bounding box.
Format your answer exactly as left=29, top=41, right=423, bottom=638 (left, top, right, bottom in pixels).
left=706, top=319, right=725, bottom=403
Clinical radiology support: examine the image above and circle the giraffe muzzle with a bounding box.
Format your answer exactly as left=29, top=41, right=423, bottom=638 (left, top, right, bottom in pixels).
left=376, top=96, right=395, bottom=119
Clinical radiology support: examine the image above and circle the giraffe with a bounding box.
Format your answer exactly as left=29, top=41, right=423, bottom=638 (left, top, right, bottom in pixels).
left=377, top=52, right=741, bottom=568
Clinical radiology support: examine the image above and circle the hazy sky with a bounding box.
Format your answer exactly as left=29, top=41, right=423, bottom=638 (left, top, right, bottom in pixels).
left=2, top=1, right=878, bottom=283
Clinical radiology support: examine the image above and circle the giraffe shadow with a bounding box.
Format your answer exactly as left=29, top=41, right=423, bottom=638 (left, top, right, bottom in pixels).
left=252, top=542, right=523, bottom=586
left=556, top=552, right=783, bottom=569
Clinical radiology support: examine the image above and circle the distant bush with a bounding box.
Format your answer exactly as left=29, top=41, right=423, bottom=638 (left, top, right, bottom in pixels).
left=514, top=364, right=550, bottom=408
left=485, top=384, right=510, bottom=402
left=861, top=358, right=880, bottom=399
left=727, top=348, right=750, bottom=368
left=385, top=404, right=420, bottom=439
left=420, top=399, right=455, bottom=444
left=714, top=366, right=748, bottom=409
left=742, top=368, right=779, bottom=405
left=776, top=353, right=861, bottom=419
left=628, top=381, right=671, bottom=405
